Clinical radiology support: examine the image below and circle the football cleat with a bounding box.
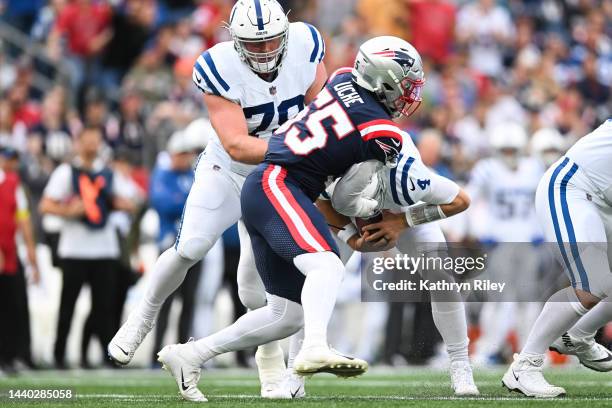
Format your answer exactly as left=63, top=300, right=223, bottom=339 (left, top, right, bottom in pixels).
left=502, top=353, right=566, bottom=398
left=256, top=344, right=289, bottom=399
left=157, top=341, right=207, bottom=402
left=550, top=332, right=612, bottom=372
left=450, top=360, right=480, bottom=396
left=284, top=369, right=306, bottom=398
left=107, top=314, right=154, bottom=366
left=294, top=345, right=368, bottom=378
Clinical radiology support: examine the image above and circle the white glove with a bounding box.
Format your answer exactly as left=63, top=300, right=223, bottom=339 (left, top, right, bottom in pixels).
left=352, top=196, right=380, bottom=218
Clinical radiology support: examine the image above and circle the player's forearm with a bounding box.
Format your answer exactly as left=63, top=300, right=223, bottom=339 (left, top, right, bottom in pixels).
left=316, top=199, right=352, bottom=233
left=18, top=217, right=38, bottom=267
left=39, top=197, right=69, bottom=217
left=223, top=136, right=269, bottom=165
left=404, top=189, right=471, bottom=227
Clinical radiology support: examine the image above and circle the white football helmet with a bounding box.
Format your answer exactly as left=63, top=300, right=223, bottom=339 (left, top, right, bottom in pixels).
left=228, top=0, right=289, bottom=74
left=490, top=122, right=528, bottom=169
left=352, top=36, right=425, bottom=118
left=531, top=127, right=566, bottom=167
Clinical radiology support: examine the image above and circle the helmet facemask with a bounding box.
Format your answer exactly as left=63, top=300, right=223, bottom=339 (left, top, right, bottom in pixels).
left=232, top=25, right=288, bottom=74
left=392, top=76, right=424, bottom=118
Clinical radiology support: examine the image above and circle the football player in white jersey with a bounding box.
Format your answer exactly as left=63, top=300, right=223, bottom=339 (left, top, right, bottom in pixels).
left=108, top=0, right=327, bottom=400
left=467, top=123, right=545, bottom=365
left=316, top=132, right=479, bottom=396
left=503, top=119, right=612, bottom=398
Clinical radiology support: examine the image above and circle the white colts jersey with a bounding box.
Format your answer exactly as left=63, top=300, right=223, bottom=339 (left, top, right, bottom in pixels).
left=325, top=132, right=460, bottom=215
left=468, top=157, right=544, bottom=242
left=193, top=22, right=325, bottom=177
left=565, top=119, right=612, bottom=205
left=381, top=133, right=459, bottom=211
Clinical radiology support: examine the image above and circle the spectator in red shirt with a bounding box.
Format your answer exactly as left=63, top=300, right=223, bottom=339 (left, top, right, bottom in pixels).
left=0, top=147, right=39, bottom=375
left=408, top=0, right=456, bottom=65
left=47, top=0, right=112, bottom=102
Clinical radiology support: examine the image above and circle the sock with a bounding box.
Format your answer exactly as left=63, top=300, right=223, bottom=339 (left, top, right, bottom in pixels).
left=521, top=287, right=588, bottom=357
left=255, top=341, right=286, bottom=384
left=568, top=301, right=612, bottom=341
left=193, top=295, right=301, bottom=366
left=137, top=248, right=197, bottom=322
left=287, top=328, right=304, bottom=369
left=295, top=252, right=344, bottom=349
left=431, top=301, right=469, bottom=363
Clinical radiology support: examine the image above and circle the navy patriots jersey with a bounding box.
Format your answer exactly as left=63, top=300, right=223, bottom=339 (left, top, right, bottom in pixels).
left=264, top=69, right=404, bottom=200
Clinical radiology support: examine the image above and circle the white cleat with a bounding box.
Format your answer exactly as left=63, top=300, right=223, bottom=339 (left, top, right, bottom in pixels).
left=550, top=332, right=612, bottom=372
left=107, top=314, right=154, bottom=366
left=502, top=353, right=566, bottom=398
left=294, top=345, right=368, bottom=378
left=255, top=344, right=289, bottom=399
left=157, top=342, right=207, bottom=402
left=283, top=369, right=306, bottom=398
left=450, top=360, right=480, bottom=396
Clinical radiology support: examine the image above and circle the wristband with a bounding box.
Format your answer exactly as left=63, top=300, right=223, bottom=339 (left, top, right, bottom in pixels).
left=405, top=203, right=447, bottom=227
left=337, top=223, right=358, bottom=243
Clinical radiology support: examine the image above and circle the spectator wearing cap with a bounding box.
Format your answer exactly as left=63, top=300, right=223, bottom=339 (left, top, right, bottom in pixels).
left=0, top=147, right=39, bottom=375
left=148, top=130, right=201, bottom=366
left=39, top=126, right=136, bottom=368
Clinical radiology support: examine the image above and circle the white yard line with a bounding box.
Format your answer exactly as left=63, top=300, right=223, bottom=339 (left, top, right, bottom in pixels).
left=76, top=393, right=612, bottom=402
left=12, top=378, right=612, bottom=388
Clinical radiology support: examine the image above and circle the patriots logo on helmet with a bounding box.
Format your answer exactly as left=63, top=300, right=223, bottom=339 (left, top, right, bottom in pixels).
left=374, top=138, right=401, bottom=168
left=373, top=49, right=415, bottom=75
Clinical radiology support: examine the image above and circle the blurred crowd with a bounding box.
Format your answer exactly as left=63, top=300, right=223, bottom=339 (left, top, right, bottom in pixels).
left=0, top=0, right=610, bottom=372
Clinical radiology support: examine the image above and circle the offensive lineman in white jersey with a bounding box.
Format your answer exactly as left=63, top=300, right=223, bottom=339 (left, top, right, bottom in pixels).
left=503, top=119, right=612, bottom=398
left=108, top=0, right=327, bottom=400
left=467, top=123, right=545, bottom=365
left=316, top=132, right=479, bottom=396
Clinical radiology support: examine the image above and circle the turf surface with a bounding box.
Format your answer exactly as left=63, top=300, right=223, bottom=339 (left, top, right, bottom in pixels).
left=1, top=367, right=611, bottom=407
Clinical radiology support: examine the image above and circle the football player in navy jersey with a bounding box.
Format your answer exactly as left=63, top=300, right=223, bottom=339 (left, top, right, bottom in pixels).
left=156, top=36, right=425, bottom=399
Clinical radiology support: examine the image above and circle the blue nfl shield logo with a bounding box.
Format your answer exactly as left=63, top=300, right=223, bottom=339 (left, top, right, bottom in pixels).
left=269, top=86, right=277, bottom=95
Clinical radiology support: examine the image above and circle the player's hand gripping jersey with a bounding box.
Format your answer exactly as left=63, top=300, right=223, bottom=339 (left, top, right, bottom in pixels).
left=193, top=22, right=325, bottom=176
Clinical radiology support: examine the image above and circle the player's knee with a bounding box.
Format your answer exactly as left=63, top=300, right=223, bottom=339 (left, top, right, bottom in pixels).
left=237, top=263, right=266, bottom=309
left=175, top=236, right=215, bottom=262
left=279, top=302, right=304, bottom=335
left=293, top=251, right=344, bottom=278
left=268, top=295, right=304, bottom=335
left=238, top=287, right=267, bottom=310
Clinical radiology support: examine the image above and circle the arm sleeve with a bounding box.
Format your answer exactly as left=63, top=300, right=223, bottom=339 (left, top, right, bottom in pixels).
left=419, top=172, right=460, bottom=205
left=390, top=156, right=459, bottom=206
left=193, top=49, right=235, bottom=101
left=301, top=23, right=326, bottom=64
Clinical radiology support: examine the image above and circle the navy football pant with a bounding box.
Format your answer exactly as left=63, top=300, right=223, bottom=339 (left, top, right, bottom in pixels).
left=241, top=164, right=339, bottom=304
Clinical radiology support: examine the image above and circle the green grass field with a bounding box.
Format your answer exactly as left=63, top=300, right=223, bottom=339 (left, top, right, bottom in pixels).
left=1, top=367, right=611, bottom=407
